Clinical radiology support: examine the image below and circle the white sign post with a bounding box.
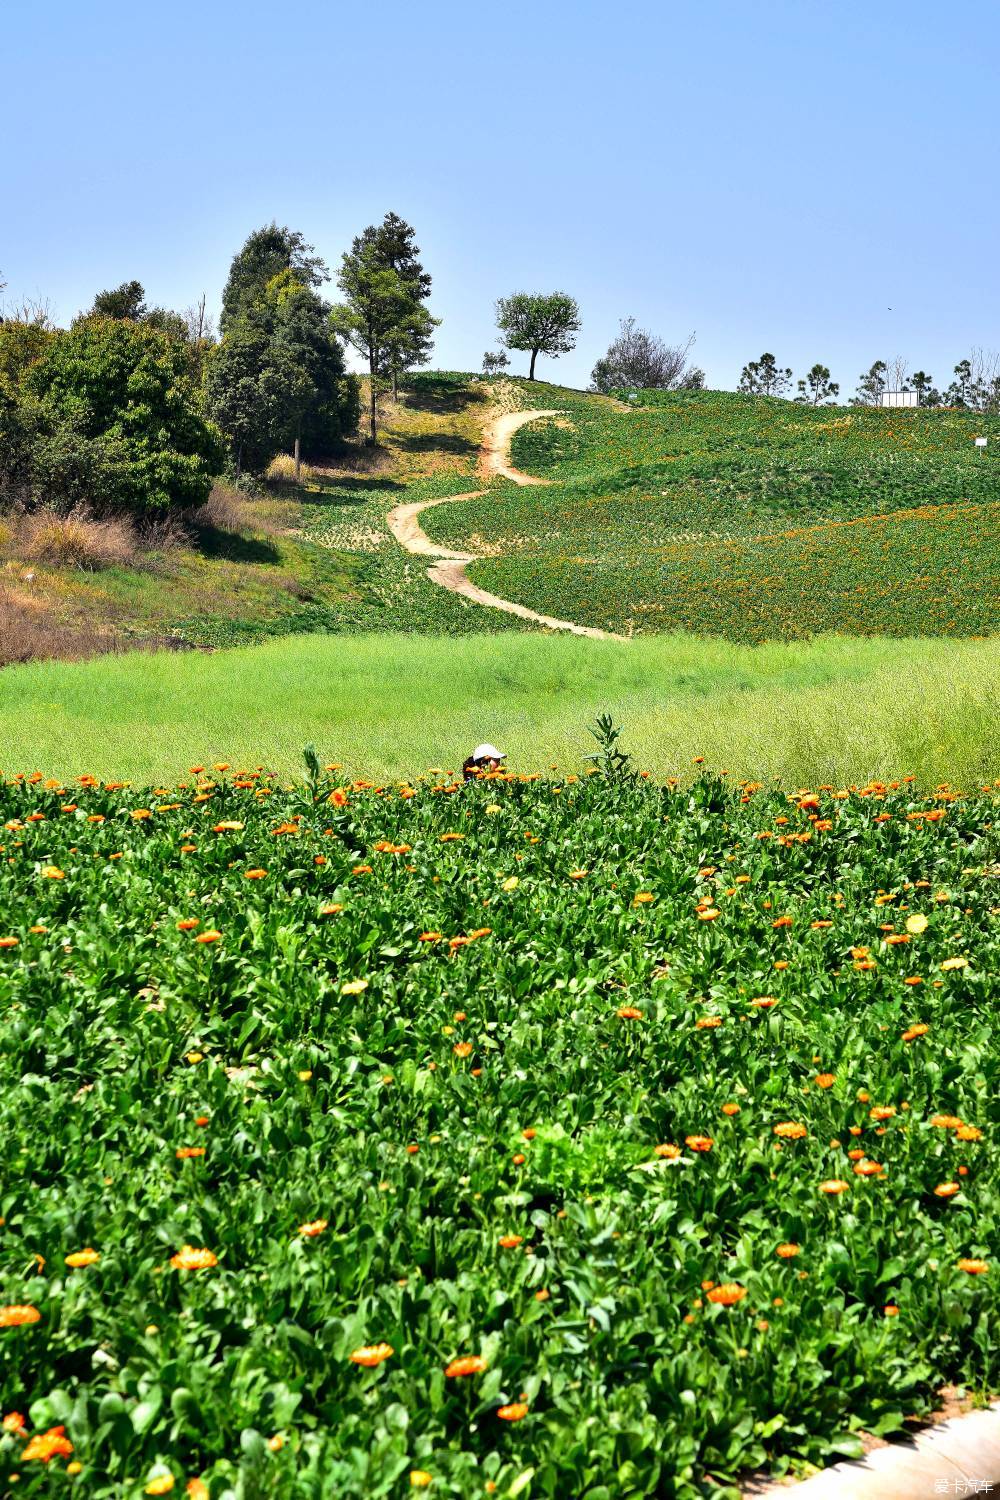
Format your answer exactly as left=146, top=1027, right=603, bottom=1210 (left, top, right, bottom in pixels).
left=975, top=437, right=988, bottom=451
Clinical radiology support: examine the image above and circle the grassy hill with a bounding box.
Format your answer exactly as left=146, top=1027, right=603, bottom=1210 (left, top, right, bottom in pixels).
left=423, top=382, right=1000, bottom=640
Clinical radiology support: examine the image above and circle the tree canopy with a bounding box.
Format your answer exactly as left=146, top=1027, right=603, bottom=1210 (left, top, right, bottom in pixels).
left=591, top=319, right=701, bottom=393
left=496, top=292, right=581, bottom=380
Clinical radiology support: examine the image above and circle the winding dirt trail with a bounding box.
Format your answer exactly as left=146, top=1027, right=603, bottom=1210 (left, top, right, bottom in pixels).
left=386, top=409, right=627, bottom=641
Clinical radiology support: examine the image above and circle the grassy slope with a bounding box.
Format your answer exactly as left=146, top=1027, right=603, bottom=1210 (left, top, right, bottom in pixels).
left=423, top=383, right=1000, bottom=640
left=0, top=631, right=997, bottom=787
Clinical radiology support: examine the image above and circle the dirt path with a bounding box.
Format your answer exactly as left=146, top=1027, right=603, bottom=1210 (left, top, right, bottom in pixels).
left=386, top=409, right=627, bottom=641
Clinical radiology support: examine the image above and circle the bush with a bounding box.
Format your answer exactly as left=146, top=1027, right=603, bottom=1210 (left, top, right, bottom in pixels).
left=16, top=507, right=138, bottom=570
left=21, top=317, right=224, bottom=515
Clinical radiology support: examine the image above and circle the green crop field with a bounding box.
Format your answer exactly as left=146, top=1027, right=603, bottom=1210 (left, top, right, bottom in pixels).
left=421, top=383, right=1000, bottom=640
left=1, top=763, right=997, bottom=1497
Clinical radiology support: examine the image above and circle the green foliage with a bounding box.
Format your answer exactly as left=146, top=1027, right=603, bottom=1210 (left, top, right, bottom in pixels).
left=0, top=767, right=997, bottom=1496
left=584, top=712, right=637, bottom=782
left=422, top=383, right=1000, bottom=641
left=87, top=279, right=148, bottom=320
left=220, top=225, right=328, bottom=333
left=496, top=292, right=581, bottom=380
left=17, top=318, right=223, bottom=514
left=205, top=323, right=304, bottom=479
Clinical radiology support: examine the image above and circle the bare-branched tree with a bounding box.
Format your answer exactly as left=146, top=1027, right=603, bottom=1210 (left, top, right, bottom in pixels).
left=591, top=319, right=698, bottom=393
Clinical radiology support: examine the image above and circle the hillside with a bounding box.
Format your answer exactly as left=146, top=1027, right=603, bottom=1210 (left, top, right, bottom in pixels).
left=421, top=382, right=1000, bottom=640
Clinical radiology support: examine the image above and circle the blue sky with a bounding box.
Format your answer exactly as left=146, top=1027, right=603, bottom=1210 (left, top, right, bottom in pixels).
left=3, top=0, right=997, bottom=393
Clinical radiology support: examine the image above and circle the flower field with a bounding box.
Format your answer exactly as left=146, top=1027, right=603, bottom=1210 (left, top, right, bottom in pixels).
left=423, top=384, right=1000, bottom=640
left=1, top=757, right=998, bottom=1497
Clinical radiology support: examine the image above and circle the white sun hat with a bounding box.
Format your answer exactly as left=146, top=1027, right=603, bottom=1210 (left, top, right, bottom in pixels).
left=472, top=744, right=506, bottom=762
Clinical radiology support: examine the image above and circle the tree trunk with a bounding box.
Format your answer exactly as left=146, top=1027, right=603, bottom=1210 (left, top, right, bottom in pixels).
left=234, top=442, right=242, bottom=482
left=529, top=348, right=538, bottom=380
left=294, top=433, right=301, bottom=482
left=392, top=368, right=398, bottom=402
left=368, top=354, right=378, bottom=445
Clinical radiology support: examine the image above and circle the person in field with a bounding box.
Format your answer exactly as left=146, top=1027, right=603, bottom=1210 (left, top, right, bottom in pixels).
left=463, top=743, right=506, bottom=781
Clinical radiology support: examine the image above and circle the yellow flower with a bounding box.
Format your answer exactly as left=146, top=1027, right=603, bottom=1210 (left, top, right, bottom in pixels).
left=905, top=913, right=928, bottom=934
left=64, top=1248, right=100, bottom=1268
left=145, top=1477, right=175, bottom=1495
left=41, top=866, right=65, bottom=880
left=410, top=1473, right=433, bottom=1489
left=940, top=957, right=969, bottom=972
left=501, top=876, right=519, bottom=891
left=341, top=979, right=369, bottom=995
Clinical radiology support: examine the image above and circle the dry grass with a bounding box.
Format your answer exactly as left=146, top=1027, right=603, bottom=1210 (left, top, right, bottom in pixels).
left=187, top=483, right=289, bottom=540
left=0, top=581, right=122, bottom=667
left=6, top=507, right=139, bottom=570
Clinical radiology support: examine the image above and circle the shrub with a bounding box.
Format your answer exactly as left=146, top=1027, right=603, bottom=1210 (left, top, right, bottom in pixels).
left=16, top=507, right=137, bottom=570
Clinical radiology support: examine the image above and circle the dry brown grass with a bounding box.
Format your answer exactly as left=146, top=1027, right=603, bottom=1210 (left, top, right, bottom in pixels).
left=0, top=582, right=123, bottom=667
left=8, top=507, right=139, bottom=570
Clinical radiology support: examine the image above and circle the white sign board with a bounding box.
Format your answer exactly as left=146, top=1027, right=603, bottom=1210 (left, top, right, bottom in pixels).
left=975, top=437, right=988, bottom=447
left=878, top=390, right=918, bottom=408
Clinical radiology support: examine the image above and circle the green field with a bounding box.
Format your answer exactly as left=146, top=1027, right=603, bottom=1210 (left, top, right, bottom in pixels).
left=1, top=764, right=996, bottom=1497
left=1, top=632, right=998, bottom=788
left=421, top=383, right=1000, bottom=640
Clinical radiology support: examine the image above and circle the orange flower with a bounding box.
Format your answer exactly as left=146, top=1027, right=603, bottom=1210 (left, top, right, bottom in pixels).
left=956, top=1125, right=983, bottom=1142
left=175, top=1147, right=205, bottom=1160
left=420, top=931, right=442, bottom=942
left=497, top=1402, right=529, bottom=1421
left=410, top=1473, right=433, bottom=1490
left=445, top=1355, right=487, bottom=1377
left=957, top=1258, right=989, bottom=1274
left=854, top=1159, right=885, bottom=1177
left=349, top=1342, right=393, bottom=1366
left=244, top=869, right=267, bottom=880
left=41, top=866, right=65, bottom=880
left=819, top=1179, right=849, bottom=1195
left=654, top=1143, right=681, bottom=1159
left=195, top=931, right=221, bottom=944
left=2, top=1412, right=26, bottom=1433
left=617, top=1006, right=643, bottom=1020
left=0, top=936, right=20, bottom=949
left=177, top=919, right=200, bottom=931
left=187, top=1481, right=209, bottom=1500
left=534, top=1288, right=550, bottom=1301
left=169, top=1246, right=217, bottom=1271
left=775, top=1243, right=800, bottom=1259
left=902, top=1024, right=929, bottom=1042
left=934, top=1183, right=960, bottom=1198
left=869, top=1105, right=896, bottom=1122
left=815, top=1073, right=835, bottom=1089
left=632, top=892, right=654, bottom=905
left=685, top=1135, right=713, bottom=1152
left=21, top=1425, right=73, bottom=1462
left=453, top=1041, right=473, bottom=1058
left=695, top=1016, right=722, bottom=1029
left=884, top=1304, right=900, bottom=1317
left=64, top=1248, right=99, bottom=1267
left=707, top=1283, right=746, bottom=1306
left=931, top=1114, right=964, bottom=1129
left=696, top=908, right=720, bottom=921
left=774, top=1122, right=807, bottom=1139
left=0, top=1304, right=41, bottom=1327
left=299, top=1219, right=328, bottom=1237
left=749, top=996, right=777, bottom=1008
left=721, top=1103, right=741, bottom=1116
left=498, top=1235, right=523, bottom=1249
left=772, top=915, right=793, bottom=928
left=328, top=788, right=349, bottom=807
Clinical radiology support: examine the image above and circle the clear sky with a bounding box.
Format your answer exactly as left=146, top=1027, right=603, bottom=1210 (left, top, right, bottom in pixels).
left=3, top=0, right=997, bottom=393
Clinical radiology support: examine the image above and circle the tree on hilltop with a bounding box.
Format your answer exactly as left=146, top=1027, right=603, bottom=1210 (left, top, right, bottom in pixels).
left=591, top=319, right=699, bottom=393
left=496, top=292, right=581, bottom=381
left=220, top=224, right=328, bottom=333
left=853, top=360, right=888, bottom=406
left=738, top=353, right=792, bottom=398
left=482, top=349, right=510, bottom=377
left=794, top=364, right=839, bottom=404
left=332, top=216, right=436, bottom=444
left=911, top=371, right=940, bottom=407
left=88, top=280, right=148, bottom=321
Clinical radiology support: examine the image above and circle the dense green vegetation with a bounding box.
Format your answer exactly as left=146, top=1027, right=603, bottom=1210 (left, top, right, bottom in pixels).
left=424, top=384, right=1000, bottom=640
left=1, top=763, right=996, bottom=1496
left=0, top=632, right=997, bottom=788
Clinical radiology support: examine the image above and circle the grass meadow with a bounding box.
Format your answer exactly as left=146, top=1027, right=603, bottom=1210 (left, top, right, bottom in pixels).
left=0, top=631, right=997, bottom=787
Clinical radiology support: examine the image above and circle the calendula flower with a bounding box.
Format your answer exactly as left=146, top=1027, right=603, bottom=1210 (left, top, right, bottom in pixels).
left=2, top=1412, right=26, bottom=1433
left=0, top=936, right=20, bottom=948
left=501, top=876, right=519, bottom=891
left=445, top=1354, right=487, bottom=1377
left=328, top=788, right=349, bottom=806
left=341, top=979, right=369, bottom=995
left=956, top=1125, right=983, bottom=1142
left=819, top=1179, right=849, bottom=1195
left=685, top=1135, right=713, bottom=1152
left=144, top=1477, right=175, bottom=1495
left=64, top=1248, right=99, bottom=1267
left=884, top=1304, right=900, bottom=1317
left=957, top=1258, right=988, bottom=1274
left=497, top=1402, right=529, bottom=1421
left=776, top=1243, right=800, bottom=1258
left=175, top=1147, right=205, bottom=1160
left=633, top=892, right=654, bottom=905
left=905, top=913, right=929, bottom=934
left=654, top=1143, right=681, bottom=1158
left=299, top=1219, right=328, bottom=1237
left=170, top=1246, right=217, bottom=1271
left=721, top=1102, right=740, bottom=1116
left=0, top=1305, right=41, bottom=1327
left=697, top=908, right=721, bottom=921
left=244, top=868, right=267, bottom=879
left=815, top=1073, right=835, bottom=1089
left=750, top=996, right=777, bottom=1008
left=869, top=1106, right=896, bottom=1122
left=617, top=1006, right=643, bottom=1019
left=931, top=1114, right=964, bottom=1129
left=21, top=1425, right=73, bottom=1462
left=934, top=1182, right=960, bottom=1198
left=453, top=1041, right=473, bottom=1058
left=535, top=1288, right=550, bottom=1301
left=185, top=1051, right=204, bottom=1064
left=774, top=1122, right=807, bottom=1139
left=696, top=1016, right=722, bottom=1029
left=194, top=931, right=221, bottom=944
left=707, top=1283, right=746, bottom=1306
left=941, top=956, right=969, bottom=972
left=498, top=1235, right=523, bottom=1249
left=187, top=1482, right=209, bottom=1500
left=350, top=1342, right=393, bottom=1366
left=410, top=1474, right=433, bottom=1489
left=902, top=1024, right=929, bottom=1041
left=41, top=866, right=65, bottom=879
